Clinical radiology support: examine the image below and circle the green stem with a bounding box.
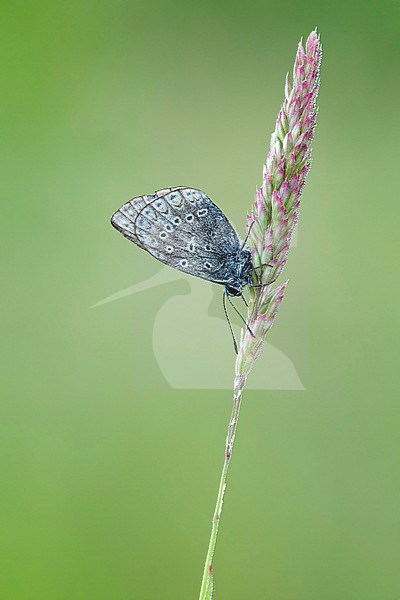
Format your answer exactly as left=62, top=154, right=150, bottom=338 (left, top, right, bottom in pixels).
left=198, top=387, right=244, bottom=599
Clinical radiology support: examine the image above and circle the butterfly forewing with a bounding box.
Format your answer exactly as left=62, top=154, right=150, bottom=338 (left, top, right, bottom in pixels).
left=111, top=186, right=242, bottom=285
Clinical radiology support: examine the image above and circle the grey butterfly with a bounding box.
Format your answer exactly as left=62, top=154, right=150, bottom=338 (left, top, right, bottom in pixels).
left=110, top=186, right=253, bottom=297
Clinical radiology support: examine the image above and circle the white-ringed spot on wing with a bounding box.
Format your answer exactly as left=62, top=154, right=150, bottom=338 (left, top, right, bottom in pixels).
left=204, top=262, right=212, bottom=269
left=205, top=244, right=212, bottom=251
left=173, top=217, right=182, bottom=225
left=159, top=231, right=168, bottom=239
left=197, top=208, right=208, bottom=217
left=180, top=259, right=188, bottom=267
left=164, top=223, right=174, bottom=232
left=188, top=241, right=195, bottom=252
left=186, top=214, right=194, bottom=223
left=166, top=246, right=174, bottom=254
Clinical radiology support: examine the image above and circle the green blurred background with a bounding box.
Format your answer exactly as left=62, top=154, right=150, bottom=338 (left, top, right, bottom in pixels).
left=1, top=1, right=399, bottom=598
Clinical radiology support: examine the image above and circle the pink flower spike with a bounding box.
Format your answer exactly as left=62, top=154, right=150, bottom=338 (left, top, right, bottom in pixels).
left=245, top=30, right=321, bottom=332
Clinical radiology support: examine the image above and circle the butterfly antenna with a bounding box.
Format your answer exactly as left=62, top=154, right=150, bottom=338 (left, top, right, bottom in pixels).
left=227, top=294, right=254, bottom=338
left=240, top=221, right=255, bottom=250
left=223, top=292, right=238, bottom=354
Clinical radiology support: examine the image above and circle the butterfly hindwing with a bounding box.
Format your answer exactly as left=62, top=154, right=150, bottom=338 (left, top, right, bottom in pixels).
left=111, top=187, right=242, bottom=284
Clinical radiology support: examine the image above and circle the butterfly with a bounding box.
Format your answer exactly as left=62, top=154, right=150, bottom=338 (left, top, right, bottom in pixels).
left=110, top=186, right=253, bottom=298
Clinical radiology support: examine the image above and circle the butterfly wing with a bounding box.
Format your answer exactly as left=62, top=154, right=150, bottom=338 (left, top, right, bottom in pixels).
left=111, top=186, right=241, bottom=285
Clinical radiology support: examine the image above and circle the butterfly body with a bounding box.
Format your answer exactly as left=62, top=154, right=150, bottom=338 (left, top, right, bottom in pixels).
left=111, top=186, right=253, bottom=296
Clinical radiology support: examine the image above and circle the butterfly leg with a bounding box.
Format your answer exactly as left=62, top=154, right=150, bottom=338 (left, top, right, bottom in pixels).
left=251, top=263, right=277, bottom=288
left=253, top=262, right=274, bottom=269
left=251, top=278, right=278, bottom=290
left=226, top=294, right=254, bottom=338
